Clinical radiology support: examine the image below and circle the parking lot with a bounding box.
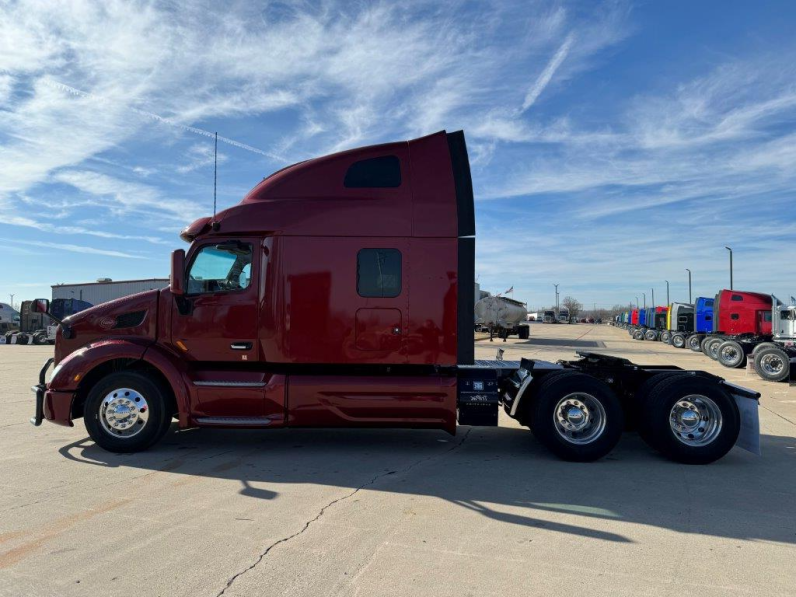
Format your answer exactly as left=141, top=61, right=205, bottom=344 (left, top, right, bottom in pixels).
left=1, top=324, right=795, bottom=597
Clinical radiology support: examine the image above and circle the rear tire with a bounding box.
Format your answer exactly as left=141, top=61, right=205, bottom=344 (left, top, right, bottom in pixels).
left=717, top=340, right=746, bottom=368
left=753, top=346, right=790, bottom=382
left=660, top=330, right=671, bottom=344
left=528, top=372, right=624, bottom=462
left=671, top=333, right=685, bottom=349
left=700, top=336, right=715, bottom=355
left=84, top=371, right=172, bottom=453
left=639, top=375, right=740, bottom=464
left=633, top=329, right=644, bottom=340
left=751, top=342, right=777, bottom=357
left=644, top=329, right=658, bottom=341
left=518, top=326, right=530, bottom=340
left=635, top=373, right=690, bottom=445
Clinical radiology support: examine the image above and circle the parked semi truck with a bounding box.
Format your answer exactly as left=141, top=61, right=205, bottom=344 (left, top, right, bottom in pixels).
left=660, top=303, right=693, bottom=346
left=8, top=299, right=93, bottom=345
left=30, top=130, right=760, bottom=464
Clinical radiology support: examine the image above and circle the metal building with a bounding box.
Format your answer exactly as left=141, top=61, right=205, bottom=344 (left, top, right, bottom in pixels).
left=51, top=278, right=169, bottom=306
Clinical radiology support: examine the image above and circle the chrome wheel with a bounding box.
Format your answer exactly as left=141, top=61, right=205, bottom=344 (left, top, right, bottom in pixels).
left=669, top=394, right=722, bottom=446
left=553, top=393, right=606, bottom=445
left=719, top=344, right=741, bottom=365
left=759, top=353, right=785, bottom=376
left=99, top=388, right=149, bottom=438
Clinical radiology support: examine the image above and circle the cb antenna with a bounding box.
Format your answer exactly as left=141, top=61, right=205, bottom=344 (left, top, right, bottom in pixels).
left=213, top=131, right=218, bottom=218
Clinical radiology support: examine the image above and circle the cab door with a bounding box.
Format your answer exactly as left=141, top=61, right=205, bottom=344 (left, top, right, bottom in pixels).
left=172, top=238, right=260, bottom=362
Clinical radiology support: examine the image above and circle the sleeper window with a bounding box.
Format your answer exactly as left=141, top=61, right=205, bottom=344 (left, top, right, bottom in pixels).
left=344, top=156, right=401, bottom=188
left=357, top=249, right=401, bottom=298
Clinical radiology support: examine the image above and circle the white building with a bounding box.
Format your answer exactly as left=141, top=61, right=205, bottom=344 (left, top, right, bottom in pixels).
left=52, top=278, right=169, bottom=306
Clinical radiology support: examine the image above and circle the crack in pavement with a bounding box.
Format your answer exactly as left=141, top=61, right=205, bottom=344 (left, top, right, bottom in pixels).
left=216, top=428, right=472, bottom=596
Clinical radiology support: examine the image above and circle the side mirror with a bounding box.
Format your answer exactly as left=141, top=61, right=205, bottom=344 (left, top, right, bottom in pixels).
left=171, top=249, right=186, bottom=296
left=31, top=299, right=50, bottom=314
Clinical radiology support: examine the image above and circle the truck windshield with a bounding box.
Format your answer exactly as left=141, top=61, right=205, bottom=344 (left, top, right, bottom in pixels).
left=188, top=244, right=252, bottom=294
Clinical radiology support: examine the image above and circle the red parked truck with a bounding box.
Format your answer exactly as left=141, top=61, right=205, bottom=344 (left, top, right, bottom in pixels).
left=30, top=131, right=761, bottom=464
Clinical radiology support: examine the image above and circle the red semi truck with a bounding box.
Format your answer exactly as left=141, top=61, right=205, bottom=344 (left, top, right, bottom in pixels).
left=30, top=131, right=761, bottom=464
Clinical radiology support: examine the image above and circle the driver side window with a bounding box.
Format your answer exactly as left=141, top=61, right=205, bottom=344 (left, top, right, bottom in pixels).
left=187, top=243, right=252, bottom=294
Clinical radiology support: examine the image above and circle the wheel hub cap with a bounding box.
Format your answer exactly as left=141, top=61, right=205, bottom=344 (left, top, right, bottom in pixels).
left=554, top=393, right=607, bottom=445
left=100, top=388, right=149, bottom=438
left=761, top=354, right=783, bottom=374
left=722, top=347, right=738, bottom=360
left=669, top=395, right=722, bottom=446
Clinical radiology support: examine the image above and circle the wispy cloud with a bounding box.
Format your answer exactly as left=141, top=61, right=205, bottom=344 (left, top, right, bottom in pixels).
left=1, top=238, right=148, bottom=259
left=521, top=33, right=576, bottom=112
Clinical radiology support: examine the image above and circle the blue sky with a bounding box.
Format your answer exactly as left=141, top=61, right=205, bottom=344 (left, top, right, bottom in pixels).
left=1, top=0, right=795, bottom=311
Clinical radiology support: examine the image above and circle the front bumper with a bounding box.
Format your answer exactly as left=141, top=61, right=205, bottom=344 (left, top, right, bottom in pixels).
left=30, top=358, right=53, bottom=426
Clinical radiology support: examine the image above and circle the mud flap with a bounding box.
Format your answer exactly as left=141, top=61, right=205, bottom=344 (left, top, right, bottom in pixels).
left=733, top=394, right=760, bottom=455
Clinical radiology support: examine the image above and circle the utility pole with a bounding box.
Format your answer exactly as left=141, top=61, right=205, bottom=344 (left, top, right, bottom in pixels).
left=686, top=269, right=692, bottom=303
left=553, top=284, right=559, bottom=313
left=725, top=246, right=733, bottom=290
left=665, top=280, right=669, bottom=306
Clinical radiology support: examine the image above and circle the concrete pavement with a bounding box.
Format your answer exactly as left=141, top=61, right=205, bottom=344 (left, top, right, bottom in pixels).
left=1, top=324, right=794, bottom=596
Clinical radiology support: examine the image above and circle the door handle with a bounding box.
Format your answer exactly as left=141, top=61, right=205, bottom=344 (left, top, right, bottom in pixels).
left=230, top=342, right=252, bottom=350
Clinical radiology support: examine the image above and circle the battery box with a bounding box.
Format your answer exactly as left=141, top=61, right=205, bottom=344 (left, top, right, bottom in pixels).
left=457, top=368, right=500, bottom=426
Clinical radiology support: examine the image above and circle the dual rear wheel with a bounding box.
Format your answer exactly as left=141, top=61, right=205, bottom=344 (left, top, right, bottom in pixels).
left=524, top=371, right=740, bottom=464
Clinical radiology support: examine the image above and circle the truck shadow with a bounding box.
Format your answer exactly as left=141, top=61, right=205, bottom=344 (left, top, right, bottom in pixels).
left=58, top=425, right=796, bottom=545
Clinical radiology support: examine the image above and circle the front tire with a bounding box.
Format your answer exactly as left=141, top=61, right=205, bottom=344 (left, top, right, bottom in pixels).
left=633, top=329, right=644, bottom=340
left=639, top=375, right=740, bottom=464
left=706, top=338, right=722, bottom=360
left=84, top=371, right=172, bottom=453
left=660, top=330, right=671, bottom=344
left=753, top=346, right=790, bottom=382
left=688, top=334, right=703, bottom=352
left=717, top=340, right=746, bottom=368
left=528, top=372, right=624, bottom=462
left=671, top=333, right=686, bottom=349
